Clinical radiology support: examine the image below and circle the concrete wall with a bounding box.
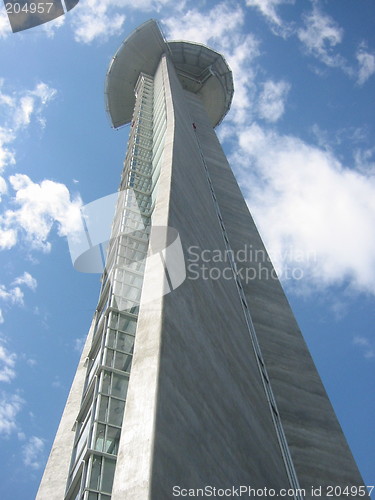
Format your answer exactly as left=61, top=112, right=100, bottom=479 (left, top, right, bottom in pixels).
left=151, top=58, right=293, bottom=498
left=111, top=54, right=174, bottom=500
left=36, top=319, right=94, bottom=500
left=113, top=55, right=293, bottom=500
left=189, top=91, right=367, bottom=498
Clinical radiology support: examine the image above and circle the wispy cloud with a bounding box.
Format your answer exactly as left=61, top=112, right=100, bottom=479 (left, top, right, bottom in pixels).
left=354, top=146, right=375, bottom=176
left=246, top=2, right=374, bottom=85
left=0, top=80, right=56, bottom=173
left=257, top=80, right=291, bottom=122
left=232, top=123, right=375, bottom=295
left=52, top=376, right=63, bottom=389
left=0, top=391, right=24, bottom=436
left=353, top=336, right=375, bottom=359
left=245, top=0, right=295, bottom=37
left=20, top=83, right=56, bottom=128
left=41, top=13, right=65, bottom=38
left=12, top=272, right=37, bottom=292
left=22, top=435, right=45, bottom=469
left=0, top=273, right=37, bottom=321
left=356, top=43, right=375, bottom=85
left=0, top=343, right=17, bottom=383
left=297, top=5, right=347, bottom=70
left=224, top=33, right=260, bottom=125
left=0, top=127, right=16, bottom=174
left=74, top=336, right=86, bottom=353
left=0, top=285, right=24, bottom=306
left=0, top=9, right=11, bottom=38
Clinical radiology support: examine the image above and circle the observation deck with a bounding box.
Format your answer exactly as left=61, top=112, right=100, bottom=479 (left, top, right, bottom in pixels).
left=105, top=19, right=234, bottom=129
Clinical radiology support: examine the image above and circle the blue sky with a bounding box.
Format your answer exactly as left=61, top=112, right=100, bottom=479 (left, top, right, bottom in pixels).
left=0, top=0, right=374, bottom=498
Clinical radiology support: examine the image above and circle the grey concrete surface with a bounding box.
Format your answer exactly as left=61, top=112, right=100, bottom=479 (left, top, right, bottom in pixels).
left=112, top=55, right=292, bottom=500
left=190, top=93, right=367, bottom=498
left=36, top=320, right=94, bottom=500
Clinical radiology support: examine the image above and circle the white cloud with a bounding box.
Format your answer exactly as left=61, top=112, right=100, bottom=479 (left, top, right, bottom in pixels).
left=0, top=127, right=16, bottom=173
left=0, top=175, right=7, bottom=199
left=257, top=80, right=291, bottom=122
left=0, top=392, right=24, bottom=436
left=0, top=82, right=80, bottom=254
left=356, top=44, right=375, bottom=85
left=0, top=309, right=3, bottom=324
left=0, top=273, right=37, bottom=317
left=52, top=376, right=63, bottom=389
left=74, top=336, right=86, bottom=353
left=0, top=343, right=17, bottom=383
left=12, top=84, right=56, bottom=130
left=12, top=272, right=37, bottom=291
left=233, top=123, right=375, bottom=295
left=0, top=175, right=6, bottom=190
left=297, top=6, right=347, bottom=69
left=41, top=13, right=65, bottom=38
left=163, top=2, right=244, bottom=45
left=354, top=146, right=375, bottom=176
left=71, top=0, right=176, bottom=44
left=245, top=0, right=294, bottom=37
left=0, top=9, right=11, bottom=38
left=0, top=228, right=17, bottom=250
left=13, top=96, right=35, bottom=129
left=224, top=33, right=260, bottom=125
left=73, top=1, right=125, bottom=44
left=0, top=174, right=83, bottom=252
left=0, top=81, right=56, bottom=173
left=22, top=435, right=45, bottom=469
left=353, top=336, right=375, bottom=359
left=31, top=82, right=56, bottom=104
left=0, top=285, right=24, bottom=306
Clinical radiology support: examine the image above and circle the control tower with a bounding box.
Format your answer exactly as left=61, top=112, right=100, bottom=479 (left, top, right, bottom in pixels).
left=37, top=20, right=367, bottom=500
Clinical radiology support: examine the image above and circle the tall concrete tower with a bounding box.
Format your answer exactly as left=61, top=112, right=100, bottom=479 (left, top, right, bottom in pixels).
left=37, top=20, right=367, bottom=500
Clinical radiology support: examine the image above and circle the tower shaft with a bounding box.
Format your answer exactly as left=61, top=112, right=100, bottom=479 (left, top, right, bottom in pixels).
left=37, top=20, right=367, bottom=500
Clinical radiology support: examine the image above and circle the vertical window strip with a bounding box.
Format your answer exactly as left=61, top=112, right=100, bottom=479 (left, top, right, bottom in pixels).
left=65, top=70, right=167, bottom=500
